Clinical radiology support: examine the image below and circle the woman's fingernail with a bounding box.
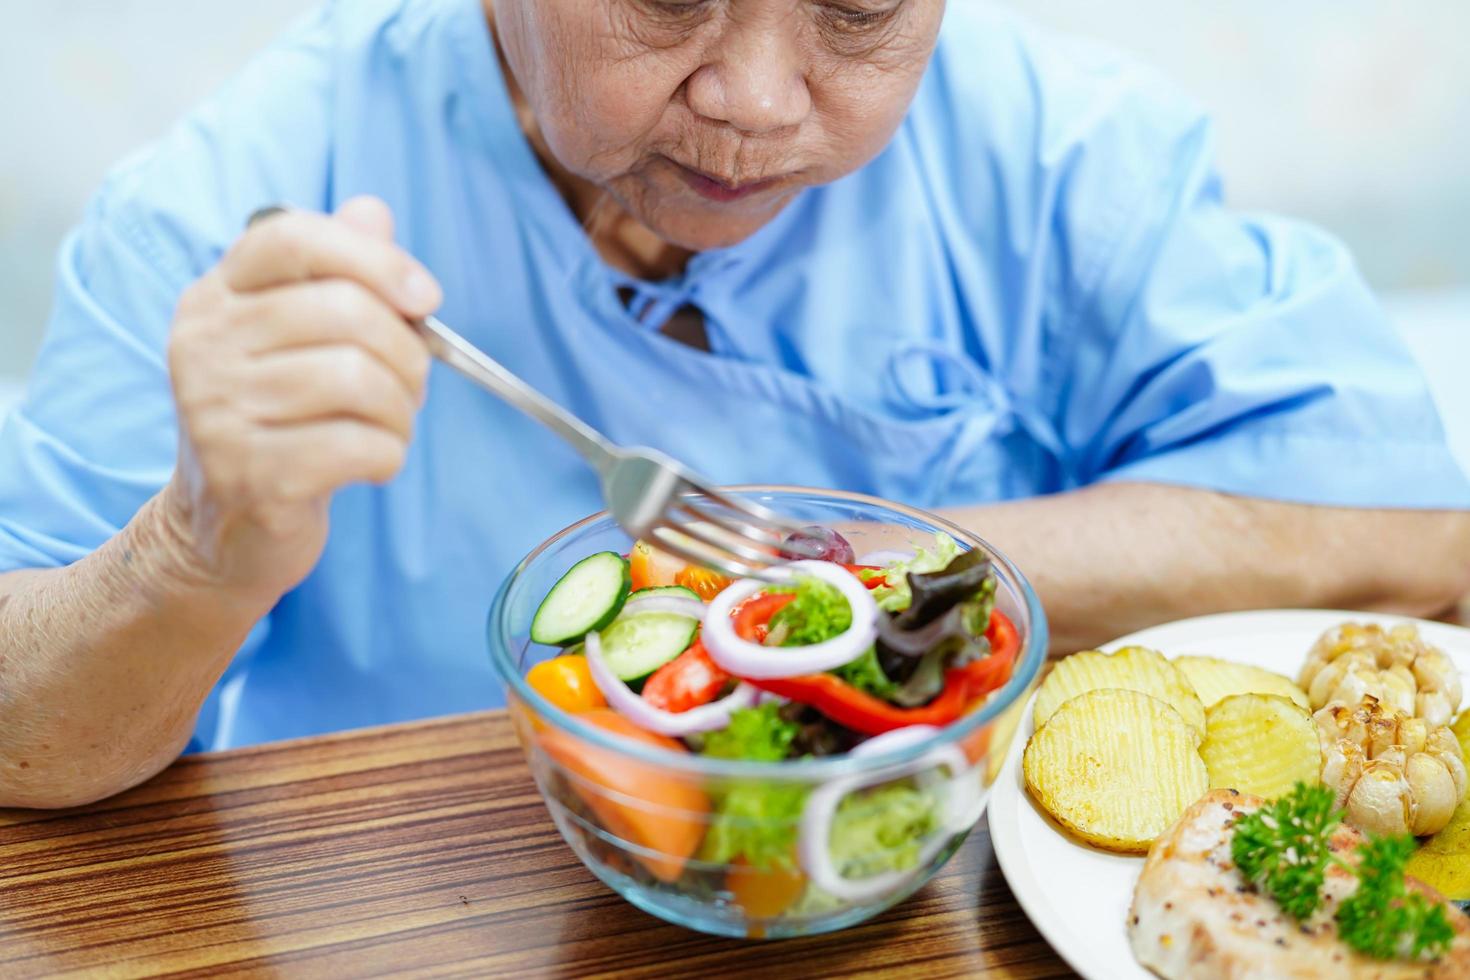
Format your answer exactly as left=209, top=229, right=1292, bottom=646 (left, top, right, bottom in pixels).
left=401, top=268, right=440, bottom=310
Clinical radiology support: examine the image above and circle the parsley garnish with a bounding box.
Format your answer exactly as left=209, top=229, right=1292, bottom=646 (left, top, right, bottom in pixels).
left=1231, top=783, right=1341, bottom=920
left=1336, top=834, right=1455, bottom=960
left=1231, top=782, right=1455, bottom=962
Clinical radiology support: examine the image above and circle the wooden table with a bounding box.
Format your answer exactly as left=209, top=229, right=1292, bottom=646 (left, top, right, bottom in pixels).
left=0, top=712, right=1071, bottom=979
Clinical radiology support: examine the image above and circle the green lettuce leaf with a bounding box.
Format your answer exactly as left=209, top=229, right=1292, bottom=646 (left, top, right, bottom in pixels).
left=701, top=702, right=799, bottom=762
left=765, top=577, right=852, bottom=647
left=698, top=704, right=806, bottom=869
left=870, top=533, right=962, bottom=613
left=832, top=645, right=897, bottom=698
left=699, top=779, right=808, bottom=870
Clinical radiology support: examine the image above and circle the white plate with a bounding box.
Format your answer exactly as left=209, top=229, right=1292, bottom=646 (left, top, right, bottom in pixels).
left=988, top=609, right=1470, bottom=980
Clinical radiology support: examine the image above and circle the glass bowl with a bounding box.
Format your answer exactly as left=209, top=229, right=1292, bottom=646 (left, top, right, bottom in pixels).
left=488, top=487, right=1047, bottom=938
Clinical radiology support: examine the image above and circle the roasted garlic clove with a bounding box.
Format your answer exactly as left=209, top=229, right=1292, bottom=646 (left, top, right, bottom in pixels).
left=1398, top=716, right=1429, bottom=755
left=1313, top=695, right=1467, bottom=837
left=1345, top=760, right=1415, bottom=837
left=1299, top=622, right=1462, bottom=725
left=1320, top=737, right=1365, bottom=811
left=1428, top=728, right=1468, bottom=800
left=1419, top=692, right=1457, bottom=729
left=1406, top=752, right=1460, bottom=836
left=1367, top=707, right=1403, bottom=758
left=1308, top=653, right=1368, bottom=709
left=1379, top=667, right=1417, bottom=716
left=1314, top=697, right=1373, bottom=745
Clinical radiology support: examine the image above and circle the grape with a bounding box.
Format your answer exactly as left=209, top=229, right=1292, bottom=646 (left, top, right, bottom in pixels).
left=780, top=525, right=856, bottom=564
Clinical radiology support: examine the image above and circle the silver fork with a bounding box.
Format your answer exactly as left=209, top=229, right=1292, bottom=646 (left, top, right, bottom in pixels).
left=419, top=316, right=810, bottom=578
left=247, top=206, right=809, bottom=580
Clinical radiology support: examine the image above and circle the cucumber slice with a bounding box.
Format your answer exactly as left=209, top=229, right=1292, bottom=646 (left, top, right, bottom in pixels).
left=600, top=611, right=700, bottom=682
left=629, top=585, right=701, bottom=602
left=530, top=551, right=631, bottom=646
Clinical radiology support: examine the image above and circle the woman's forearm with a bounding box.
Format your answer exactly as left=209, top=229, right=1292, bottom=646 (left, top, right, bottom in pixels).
left=0, top=491, right=265, bottom=808
left=942, top=482, right=1470, bottom=656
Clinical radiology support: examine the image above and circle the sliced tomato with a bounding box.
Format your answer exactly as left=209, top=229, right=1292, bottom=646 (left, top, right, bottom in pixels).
left=674, top=564, right=735, bottom=600
left=842, top=564, right=887, bottom=589
left=730, top=591, right=797, bottom=644
left=642, top=639, right=729, bottom=713
left=537, top=709, right=710, bottom=882
left=628, top=539, right=684, bottom=591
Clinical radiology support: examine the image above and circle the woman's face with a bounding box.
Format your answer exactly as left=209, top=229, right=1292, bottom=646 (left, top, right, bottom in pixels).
left=492, top=0, right=946, bottom=251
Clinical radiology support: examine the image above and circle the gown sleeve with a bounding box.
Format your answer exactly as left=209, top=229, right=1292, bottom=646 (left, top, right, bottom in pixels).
left=0, top=209, right=184, bottom=571
left=1053, top=111, right=1470, bottom=508
left=0, top=12, right=338, bottom=748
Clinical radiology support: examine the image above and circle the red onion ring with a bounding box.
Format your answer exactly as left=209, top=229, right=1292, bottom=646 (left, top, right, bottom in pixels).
left=797, top=725, right=983, bottom=903
left=702, top=560, right=878, bottom=679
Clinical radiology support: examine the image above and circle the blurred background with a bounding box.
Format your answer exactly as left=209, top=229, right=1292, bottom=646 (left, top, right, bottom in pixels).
left=2, top=0, right=1466, bottom=462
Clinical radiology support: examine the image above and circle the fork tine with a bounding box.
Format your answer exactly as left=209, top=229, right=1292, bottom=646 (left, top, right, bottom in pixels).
left=677, top=499, right=788, bottom=552
left=679, top=486, right=810, bottom=546
left=646, top=526, right=787, bottom=583
left=661, top=511, right=781, bottom=566
left=679, top=481, right=809, bottom=537
left=645, top=527, right=765, bottom=581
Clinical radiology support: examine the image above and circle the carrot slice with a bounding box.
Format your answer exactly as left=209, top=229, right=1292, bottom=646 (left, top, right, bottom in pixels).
left=726, top=855, right=806, bottom=919
left=538, top=708, right=709, bottom=882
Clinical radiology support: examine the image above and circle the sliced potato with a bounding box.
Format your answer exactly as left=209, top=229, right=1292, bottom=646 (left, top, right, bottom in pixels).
left=1198, top=694, right=1319, bottom=800
left=1174, top=655, right=1309, bottom=711
left=1034, top=646, right=1205, bottom=735
left=1023, top=688, right=1208, bottom=853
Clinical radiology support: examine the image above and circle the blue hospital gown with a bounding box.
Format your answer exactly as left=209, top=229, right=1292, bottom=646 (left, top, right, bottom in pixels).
left=1, top=0, right=1465, bottom=749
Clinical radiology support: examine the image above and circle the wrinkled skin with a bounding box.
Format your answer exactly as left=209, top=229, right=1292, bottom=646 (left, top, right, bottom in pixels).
left=490, top=0, right=946, bottom=255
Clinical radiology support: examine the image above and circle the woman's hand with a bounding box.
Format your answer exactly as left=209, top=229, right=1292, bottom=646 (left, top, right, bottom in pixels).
left=160, top=196, right=440, bottom=605
left=0, top=195, right=442, bottom=807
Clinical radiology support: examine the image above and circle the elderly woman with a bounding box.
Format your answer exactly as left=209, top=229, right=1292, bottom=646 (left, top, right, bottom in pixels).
left=1, top=0, right=1467, bottom=808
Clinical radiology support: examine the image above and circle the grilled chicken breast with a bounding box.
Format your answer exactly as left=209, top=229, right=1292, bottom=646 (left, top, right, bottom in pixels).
left=1129, top=790, right=1470, bottom=979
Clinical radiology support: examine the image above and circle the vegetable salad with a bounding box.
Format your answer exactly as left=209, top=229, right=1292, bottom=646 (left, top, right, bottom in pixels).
left=523, top=525, right=1018, bottom=914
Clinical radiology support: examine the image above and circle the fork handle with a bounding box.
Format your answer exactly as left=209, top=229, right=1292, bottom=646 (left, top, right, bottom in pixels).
left=416, top=315, right=618, bottom=472
left=246, top=205, right=619, bottom=473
